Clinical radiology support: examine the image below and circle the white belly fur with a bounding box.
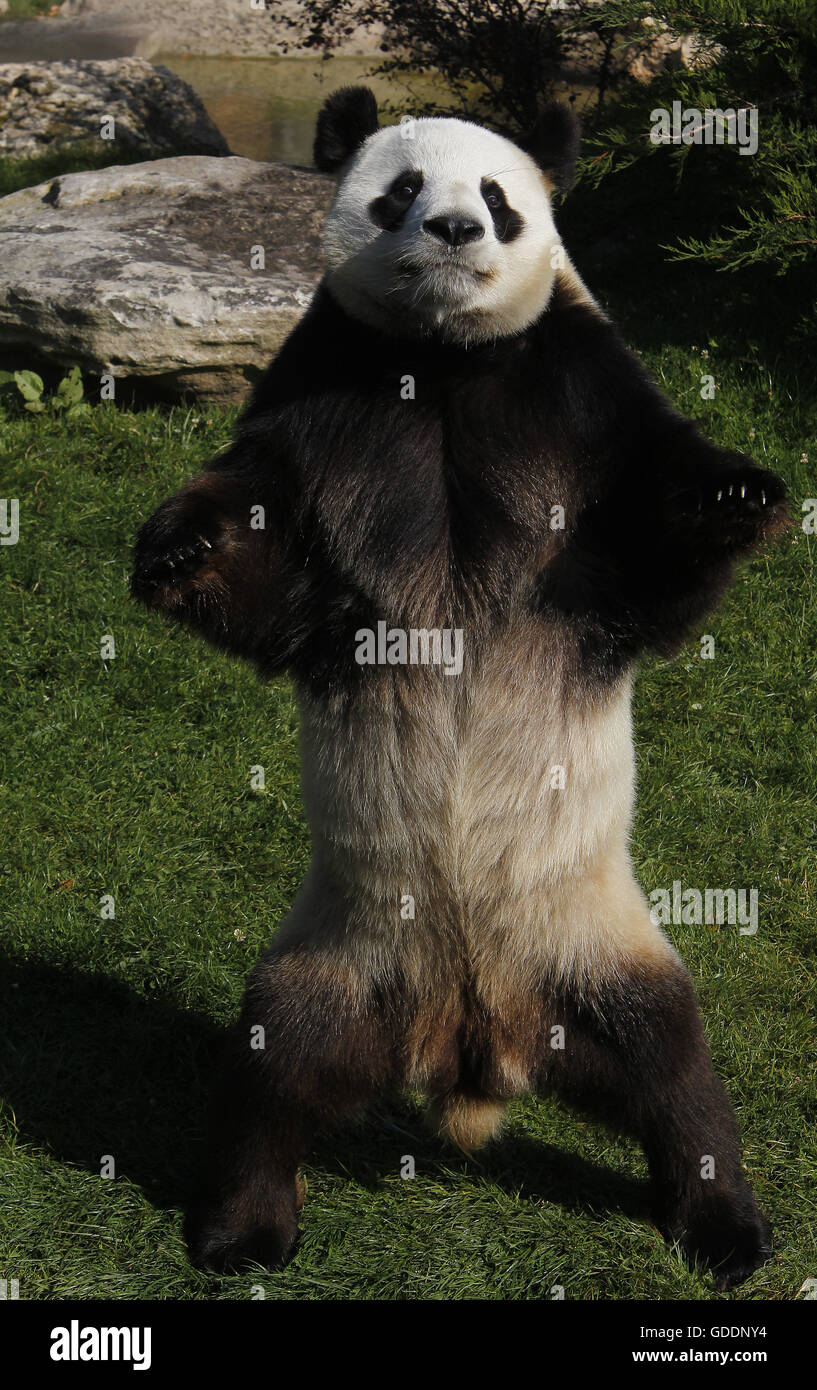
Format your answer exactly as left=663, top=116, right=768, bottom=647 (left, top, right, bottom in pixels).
left=274, top=616, right=678, bottom=1005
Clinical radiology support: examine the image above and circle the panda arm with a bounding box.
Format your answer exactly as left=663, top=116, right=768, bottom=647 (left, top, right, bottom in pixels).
left=131, top=446, right=318, bottom=676
left=540, top=347, right=790, bottom=658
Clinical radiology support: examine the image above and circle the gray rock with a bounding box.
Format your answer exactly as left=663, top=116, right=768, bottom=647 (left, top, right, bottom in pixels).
left=0, top=156, right=334, bottom=403
left=0, top=59, right=231, bottom=160
left=0, top=12, right=152, bottom=63
left=55, top=0, right=386, bottom=59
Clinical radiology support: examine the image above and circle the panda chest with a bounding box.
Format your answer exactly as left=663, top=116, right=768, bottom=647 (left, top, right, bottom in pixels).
left=322, top=376, right=560, bottom=615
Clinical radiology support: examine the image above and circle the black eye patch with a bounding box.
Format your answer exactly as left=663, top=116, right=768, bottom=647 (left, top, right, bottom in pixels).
left=369, top=170, right=424, bottom=232
left=480, top=179, right=524, bottom=243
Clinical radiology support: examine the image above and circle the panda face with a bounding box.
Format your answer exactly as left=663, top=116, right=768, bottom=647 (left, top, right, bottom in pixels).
left=322, top=118, right=562, bottom=344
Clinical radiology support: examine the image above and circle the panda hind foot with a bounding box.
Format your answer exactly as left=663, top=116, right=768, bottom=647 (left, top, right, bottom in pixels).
left=665, top=1200, right=772, bottom=1290
left=184, top=1200, right=299, bottom=1274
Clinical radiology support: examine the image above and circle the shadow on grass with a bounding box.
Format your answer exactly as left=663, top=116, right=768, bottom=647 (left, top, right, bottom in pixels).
left=328, top=1104, right=650, bottom=1223
left=0, top=954, right=221, bottom=1209
left=0, top=952, right=649, bottom=1228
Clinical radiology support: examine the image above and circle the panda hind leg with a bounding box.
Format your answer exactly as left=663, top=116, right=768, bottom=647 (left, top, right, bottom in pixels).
left=539, top=953, right=771, bottom=1290
left=184, top=949, right=399, bottom=1273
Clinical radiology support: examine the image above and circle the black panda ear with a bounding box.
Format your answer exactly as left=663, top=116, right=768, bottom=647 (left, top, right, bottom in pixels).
left=523, top=102, right=581, bottom=193
left=314, top=86, right=380, bottom=173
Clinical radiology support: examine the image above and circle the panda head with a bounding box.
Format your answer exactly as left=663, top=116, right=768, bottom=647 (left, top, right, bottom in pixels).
left=314, top=86, right=581, bottom=345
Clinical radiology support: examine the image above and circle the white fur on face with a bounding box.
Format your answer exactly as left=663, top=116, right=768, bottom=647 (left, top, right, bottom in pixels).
left=322, top=118, right=563, bottom=344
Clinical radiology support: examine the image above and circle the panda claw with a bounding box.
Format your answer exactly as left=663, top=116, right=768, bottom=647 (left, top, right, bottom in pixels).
left=678, top=470, right=786, bottom=536
left=132, top=526, right=221, bottom=597
left=707, top=476, right=783, bottom=513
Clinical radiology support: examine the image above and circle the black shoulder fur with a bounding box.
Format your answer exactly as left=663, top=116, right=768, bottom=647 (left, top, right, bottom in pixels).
left=132, top=278, right=789, bottom=694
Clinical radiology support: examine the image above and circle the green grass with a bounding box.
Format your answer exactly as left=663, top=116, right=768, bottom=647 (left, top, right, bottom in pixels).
left=0, top=266, right=815, bottom=1300
left=0, top=0, right=54, bottom=19
left=0, top=144, right=172, bottom=201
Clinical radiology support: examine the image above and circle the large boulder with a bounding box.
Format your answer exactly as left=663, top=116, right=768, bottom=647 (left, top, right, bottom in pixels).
left=0, top=59, right=230, bottom=160
left=0, top=157, right=334, bottom=403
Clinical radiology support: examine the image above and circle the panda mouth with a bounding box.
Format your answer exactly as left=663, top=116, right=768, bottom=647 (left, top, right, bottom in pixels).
left=396, top=257, right=496, bottom=286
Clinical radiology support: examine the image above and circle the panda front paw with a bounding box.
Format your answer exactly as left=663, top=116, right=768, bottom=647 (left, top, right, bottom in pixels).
left=700, top=469, right=785, bottom=516
left=675, top=466, right=788, bottom=548
left=137, top=531, right=215, bottom=586
left=131, top=509, right=223, bottom=604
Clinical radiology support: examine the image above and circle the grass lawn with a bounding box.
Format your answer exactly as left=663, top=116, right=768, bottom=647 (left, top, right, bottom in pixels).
left=0, top=205, right=815, bottom=1300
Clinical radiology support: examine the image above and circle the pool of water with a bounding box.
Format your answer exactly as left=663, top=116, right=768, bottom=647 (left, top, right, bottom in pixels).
left=157, top=55, right=464, bottom=166
left=0, top=29, right=588, bottom=168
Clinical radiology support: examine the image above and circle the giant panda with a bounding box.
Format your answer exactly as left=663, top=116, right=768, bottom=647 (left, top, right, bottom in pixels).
left=131, top=86, right=789, bottom=1287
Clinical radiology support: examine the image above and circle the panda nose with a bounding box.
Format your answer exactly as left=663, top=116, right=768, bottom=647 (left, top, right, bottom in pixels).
left=423, top=215, right=485, bottom=248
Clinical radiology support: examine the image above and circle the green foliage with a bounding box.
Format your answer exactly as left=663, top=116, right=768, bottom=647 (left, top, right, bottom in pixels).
left=0, top=365, right=89, bottom=419
left=671, top=156, right=817, bottom=272
left=292, top=1, right=614, bottom=131
left=293, top=0, right=571, bottom=131
left=579, top=1, right=817, bottom=296
left=0, top=0, right=55, bottom=19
